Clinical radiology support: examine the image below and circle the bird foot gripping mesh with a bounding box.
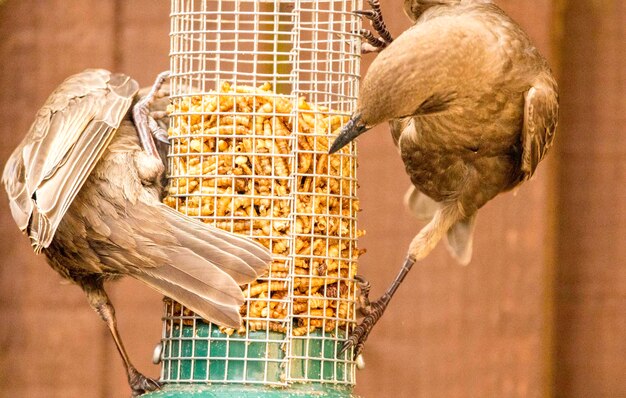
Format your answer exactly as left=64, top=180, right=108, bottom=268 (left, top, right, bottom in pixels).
left=152, top=0, right=363, bottom=394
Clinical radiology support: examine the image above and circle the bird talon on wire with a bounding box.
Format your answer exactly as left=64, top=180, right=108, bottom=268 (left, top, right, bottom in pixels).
left=128, top=367, right=162, bottom=397
left=354, top=0, right=394, bottom=52
left=340, top=308, right=382, bottom=359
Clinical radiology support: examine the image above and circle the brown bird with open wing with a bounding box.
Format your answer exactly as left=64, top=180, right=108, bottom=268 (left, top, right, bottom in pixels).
left=2, top=69, right=272, bottom=396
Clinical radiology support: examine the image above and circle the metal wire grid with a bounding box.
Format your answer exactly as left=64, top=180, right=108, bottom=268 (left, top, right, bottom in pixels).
left=287, top=0, right=360, bottom=384
left=162, top=0, right=362, bottom=386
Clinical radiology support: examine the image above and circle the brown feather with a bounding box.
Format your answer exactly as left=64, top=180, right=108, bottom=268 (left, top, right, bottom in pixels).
left=2, top=69, right=138, bottom=251
left=521, top=75, right=559, bottom=179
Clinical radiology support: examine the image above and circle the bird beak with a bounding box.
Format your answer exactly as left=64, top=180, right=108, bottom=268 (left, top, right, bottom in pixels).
left=329, top=114, right=368, bottom=154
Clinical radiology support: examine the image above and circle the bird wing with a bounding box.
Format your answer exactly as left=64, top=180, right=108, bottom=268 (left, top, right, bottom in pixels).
left=389, top=117, right=413, bottom=149
left=521, top=75, right=559, bottom=179
left=1, top=69, right=138, bottom=251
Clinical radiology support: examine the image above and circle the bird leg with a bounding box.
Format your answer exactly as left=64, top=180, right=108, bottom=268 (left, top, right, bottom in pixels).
left=340, top=257, right=416, bottom=358
left=132, top=71, right=170, bottom=158
left=80, top=279, right=161, bottom=397
left=408, top=203, right=463, bottom=261
left=355, top=0, right=394, bottom=53
left=340, top=203, right=462, bottom=358
left=147, top=114, right=169, bottom=144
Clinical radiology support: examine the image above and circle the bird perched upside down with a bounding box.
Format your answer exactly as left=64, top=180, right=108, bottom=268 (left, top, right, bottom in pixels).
left=331, top=0, right=559, bottom=356
left=2, top=69, right=271, bottom=396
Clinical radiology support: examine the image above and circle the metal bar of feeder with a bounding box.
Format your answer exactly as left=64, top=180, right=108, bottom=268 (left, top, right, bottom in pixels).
left=148, top=1, right=363, bottom=395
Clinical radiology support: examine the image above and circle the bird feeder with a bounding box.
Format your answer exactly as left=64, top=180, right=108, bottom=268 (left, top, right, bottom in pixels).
left=147, top=0, right=363, bottom=396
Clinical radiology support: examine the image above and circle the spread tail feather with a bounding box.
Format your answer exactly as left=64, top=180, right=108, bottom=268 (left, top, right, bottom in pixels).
left=158, top=203, right=271, bottom=278
left=156, top=248, right=245, bottom=307
left=445, top=214, right=477, bottom=266
left=130, top=204, right=273, bottom=327
left=404, top=186, right=440, bottom=221
left=133, top=271, right=243, bottom=328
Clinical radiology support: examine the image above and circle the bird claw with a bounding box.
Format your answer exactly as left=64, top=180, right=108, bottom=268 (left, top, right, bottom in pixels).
left=339, top=327, right=365, bottom=358
left=354, top=0, right=393, bottom=53
left=361, top=43, right=384, bottom=54
left=147, top=115, right=170, bottom=144
left=338, top=274, right=390, bottom=360
left=339, top=300, right=385, bottom=359
left=353, top=9, right=377, bottom=19
left=128, top=367, right=162, bottom=397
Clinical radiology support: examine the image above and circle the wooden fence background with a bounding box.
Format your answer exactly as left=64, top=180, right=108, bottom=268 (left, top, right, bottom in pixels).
left=0, top=1, right=623, bottom=397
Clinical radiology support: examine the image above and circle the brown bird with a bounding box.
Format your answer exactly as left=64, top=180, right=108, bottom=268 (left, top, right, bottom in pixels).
left=331, top=0, right=559, bottom=356
left=2, top=69, right=272, bottom=396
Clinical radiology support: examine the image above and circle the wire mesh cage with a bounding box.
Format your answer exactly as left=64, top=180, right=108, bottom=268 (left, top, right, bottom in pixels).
left=157, top=0, right=363, bottom=393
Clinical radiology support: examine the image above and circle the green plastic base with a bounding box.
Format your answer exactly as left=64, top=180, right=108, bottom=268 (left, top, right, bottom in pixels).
left=162, top=324, right=354, bottom=384
left=154, top=323, right=356, bottom=396
left=143, top=383, right=357, bottom=397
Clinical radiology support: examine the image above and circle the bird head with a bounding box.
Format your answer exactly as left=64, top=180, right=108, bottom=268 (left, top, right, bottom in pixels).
left=328, top=55, right=425, bottom=155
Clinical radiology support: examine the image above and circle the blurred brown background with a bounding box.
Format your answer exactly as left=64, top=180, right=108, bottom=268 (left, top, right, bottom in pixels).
left=0, top=1, right=624, bottom=397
